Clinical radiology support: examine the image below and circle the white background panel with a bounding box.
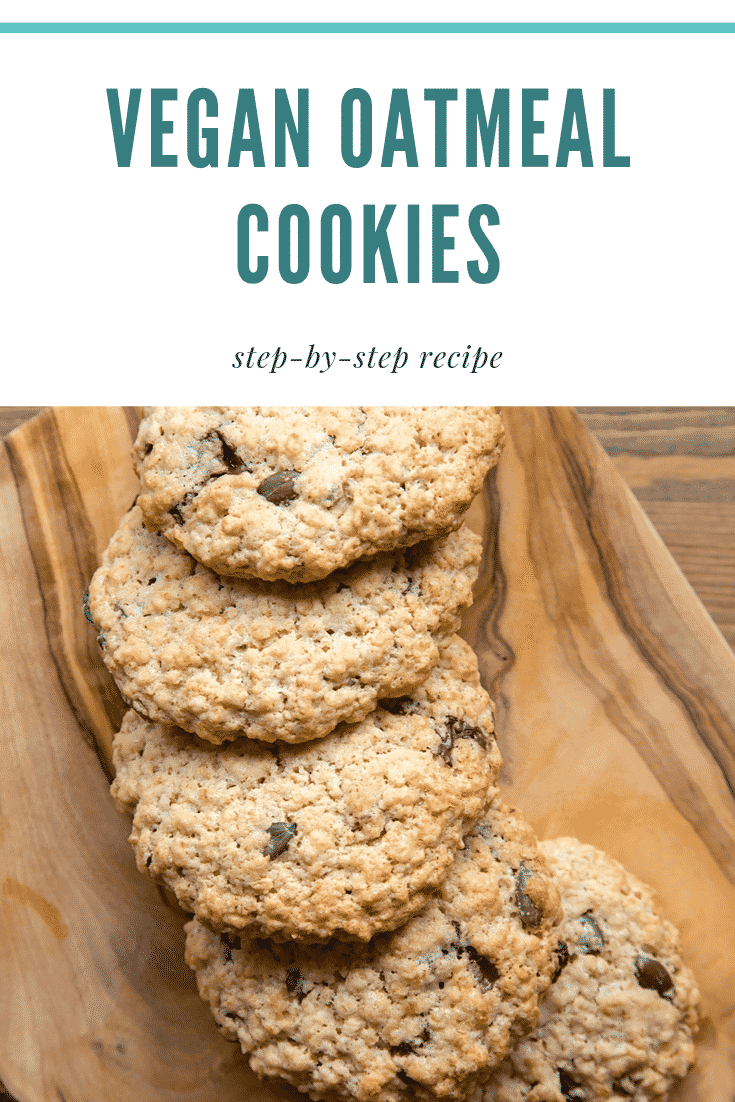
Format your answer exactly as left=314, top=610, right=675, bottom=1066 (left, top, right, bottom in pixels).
left=1, top=28, right=733, bottom=403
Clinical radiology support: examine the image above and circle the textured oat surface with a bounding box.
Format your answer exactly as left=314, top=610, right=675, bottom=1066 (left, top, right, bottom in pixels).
left=184, top=800, right=562, bottom=1102
left=111, top=636, right=502, bottom=942
left=133, top=406, right=504, bottom=581
left=87, top=507, right=480, bottom=743
left=471, top=837, right=700, bottom=1102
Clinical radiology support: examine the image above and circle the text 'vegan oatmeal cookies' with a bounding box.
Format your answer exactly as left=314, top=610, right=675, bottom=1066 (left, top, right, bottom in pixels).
left=87, top=506, right=481, bottom=743
left=111, top=636, right=502, bottom=942
left=133, top=406, right=504, bottom=581
left=184, top=800, right=562, bottom=1102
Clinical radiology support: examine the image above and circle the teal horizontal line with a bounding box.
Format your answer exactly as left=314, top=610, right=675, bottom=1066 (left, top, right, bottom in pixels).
left=0, top=22, right=734, bottom=33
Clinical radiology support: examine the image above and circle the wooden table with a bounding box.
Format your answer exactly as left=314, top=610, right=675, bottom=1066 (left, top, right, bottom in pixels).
left=576, top=408, right=735, bottom=652
left=2, top=407, right=733, bottom=651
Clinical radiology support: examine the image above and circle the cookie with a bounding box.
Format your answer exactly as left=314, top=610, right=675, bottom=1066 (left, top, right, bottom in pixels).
left=111, top=636, right=502, bottom=941
left=472, top=837, right=700, bottom=1102
left=184, top=800, right=562, bottom=1102
left=87, top=506, right=481, bottom=743
left=133, top=406, right=504, bottom=581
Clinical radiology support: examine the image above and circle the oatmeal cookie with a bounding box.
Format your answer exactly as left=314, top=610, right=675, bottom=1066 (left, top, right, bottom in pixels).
left=471, top=837, right=699, bottom=1102
left=133, top=406, right=504, bottom=581
left=184, top=800, right=562, bottom=1102
left=87, top=506, right=481, bottom=743
left=111, top=636, right=502, bottom=941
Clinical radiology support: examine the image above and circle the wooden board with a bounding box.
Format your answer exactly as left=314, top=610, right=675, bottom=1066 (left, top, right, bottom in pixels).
left=1, top=407, right=734, bottom=1102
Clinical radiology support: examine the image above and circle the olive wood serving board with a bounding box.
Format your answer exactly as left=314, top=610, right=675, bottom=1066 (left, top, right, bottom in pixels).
left=1, top=406, right=733, bottom=1102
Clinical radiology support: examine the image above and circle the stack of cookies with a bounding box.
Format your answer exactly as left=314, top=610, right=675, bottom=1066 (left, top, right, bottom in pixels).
left=86, top=407, right=699, bottom=1102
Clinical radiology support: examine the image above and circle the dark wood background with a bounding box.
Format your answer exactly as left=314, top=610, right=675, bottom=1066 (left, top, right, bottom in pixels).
left=3, top=407, right=732, bottom=651
left=576, top=407, right=735, bottom=650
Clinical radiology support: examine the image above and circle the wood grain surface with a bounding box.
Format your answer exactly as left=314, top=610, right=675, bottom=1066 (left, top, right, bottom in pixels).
left=1, top=407, right=734, bottom=1102
left=576, top=408, right=735, bottom=651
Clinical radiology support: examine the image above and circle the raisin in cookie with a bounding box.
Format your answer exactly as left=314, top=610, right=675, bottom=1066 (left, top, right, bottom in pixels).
left=87, top=506, right=480, bottom=743
left=471, top=837, right=699, bottom=1102
left=133, top=406, right=504, bottom=582
left=111, top=636, right=502, bottom=942
left=184, top=800, right=562, bottom=1102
